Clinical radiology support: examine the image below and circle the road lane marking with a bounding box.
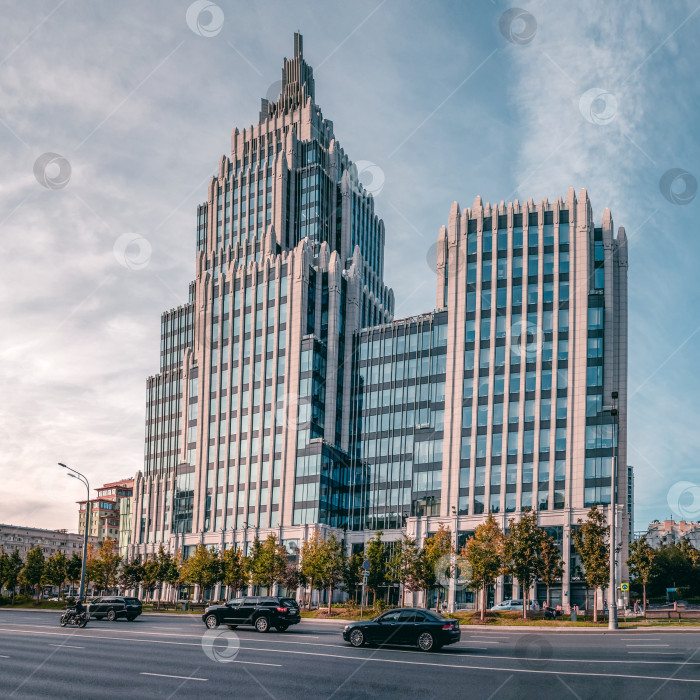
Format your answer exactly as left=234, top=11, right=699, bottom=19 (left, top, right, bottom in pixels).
left=141, top=672, right=208, bottom=681
left=628, top=652, right=678, bottom=655
left=462, top=640, right=502, bottom=644
left=0, top=654, right=9, bottom=658
left=1, top=626, right=699, bottom=673
left=626, top=644, right=671, bottom=647
left=49, top=644, right=84, bottom=649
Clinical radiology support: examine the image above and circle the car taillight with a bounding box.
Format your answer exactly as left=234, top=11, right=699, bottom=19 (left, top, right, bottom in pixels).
left=276, top=607, right=288, bottom=613
left=442, top=624, right=454, bottom=630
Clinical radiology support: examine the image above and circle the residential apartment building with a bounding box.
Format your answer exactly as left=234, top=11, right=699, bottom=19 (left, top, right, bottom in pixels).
left=0, top=524, right=96, bottom=559
left=642, top=519, right=700, bottom=549
left=78, top=478, right=134, bottom=543
left=129, top=34, right=628, bottom=610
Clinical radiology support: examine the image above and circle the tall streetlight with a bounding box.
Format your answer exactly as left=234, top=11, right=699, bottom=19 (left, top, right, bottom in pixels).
left=58, top=463, right=90, bottom=601
left=602, top=392, right=619, bottom=630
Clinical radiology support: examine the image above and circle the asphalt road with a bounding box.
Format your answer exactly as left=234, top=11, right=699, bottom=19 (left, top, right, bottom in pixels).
left=0, top=610, right=699, bottom=699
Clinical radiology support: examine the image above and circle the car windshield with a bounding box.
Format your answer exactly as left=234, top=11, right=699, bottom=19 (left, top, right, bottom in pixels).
left=124, top=598, right=140, bottom=604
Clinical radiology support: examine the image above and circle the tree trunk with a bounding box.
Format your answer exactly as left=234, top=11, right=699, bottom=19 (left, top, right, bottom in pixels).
left=546, top=585, right=550, bottom=607
left=593, top=589, right=598, bottom=623
left=523, top=587, right=528, bottom=620
left=481, top=586, right=486, bottom=622
left=642, top=584, right=647, bottom=616
left=327, top=585, right=332, bottom=614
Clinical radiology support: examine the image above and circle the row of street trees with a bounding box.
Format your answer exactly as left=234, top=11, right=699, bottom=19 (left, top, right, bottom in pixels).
left=627, top=535, right=700, bottom=610
left=0, top=547, right=84, bottom=601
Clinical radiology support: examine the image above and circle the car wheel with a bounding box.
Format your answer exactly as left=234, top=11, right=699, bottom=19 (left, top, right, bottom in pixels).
left=275, top=624, right=289, bottom=632
left=417, top=632, right=435, bottom=651
left=255, top=616, right=270, bottom=633
left=205, top=614, right=219, bottom=629
left=349, top=629, right=365, bottom=647
left=107, top=609, right=116, bottom=622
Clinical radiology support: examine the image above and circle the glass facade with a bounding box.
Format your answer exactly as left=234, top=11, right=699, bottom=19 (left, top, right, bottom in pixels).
left=130, top=33, right=628, bottom=610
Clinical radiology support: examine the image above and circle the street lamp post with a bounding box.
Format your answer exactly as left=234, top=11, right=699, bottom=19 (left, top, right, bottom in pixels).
left=58, top=463, right=90, bottom=601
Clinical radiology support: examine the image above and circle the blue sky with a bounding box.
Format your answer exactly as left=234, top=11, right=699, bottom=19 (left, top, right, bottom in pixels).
left=1, top=0, right=699, bottom=533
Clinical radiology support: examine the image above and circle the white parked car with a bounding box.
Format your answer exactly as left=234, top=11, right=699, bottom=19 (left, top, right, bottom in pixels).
left=490, top=599, right=524, bottom=611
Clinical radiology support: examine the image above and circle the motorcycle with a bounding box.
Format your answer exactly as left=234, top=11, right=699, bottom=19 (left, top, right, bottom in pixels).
left=60, top=608, right=90, bottom=628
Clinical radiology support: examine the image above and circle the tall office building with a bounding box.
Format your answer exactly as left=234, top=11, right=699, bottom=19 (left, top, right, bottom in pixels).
left=130, top=34, right=628, bottom=609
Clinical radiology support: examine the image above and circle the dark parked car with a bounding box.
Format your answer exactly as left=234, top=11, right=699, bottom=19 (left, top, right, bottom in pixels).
left=202, top=596, right=301, bottom=633
left=88, top=596, right=142, bottom=621
left=343, top=608, right=460, bottom=651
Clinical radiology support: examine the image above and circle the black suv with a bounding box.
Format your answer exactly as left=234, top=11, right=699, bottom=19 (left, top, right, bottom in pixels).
left=88, top=596, right=142, bottom=621
left=202, top=596, right=300, bottom=633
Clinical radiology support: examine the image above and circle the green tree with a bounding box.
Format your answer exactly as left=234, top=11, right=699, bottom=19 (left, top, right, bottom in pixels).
left=318, top=535, right=345, bottom=613
left=573, top=506, right=609, bottom=622
left=280, top=560, right=303, bottom=597
left=154, top=546, right=180, bottom=599
left=21, top=545, right=45, bottom=599
left=249, top=535, right=287, bottom=592
left=119, top=560, right=145, bottom=592
left=386, top=536, right=419, bottom=606
left=502, top=510, right=542, bottom=619
left=417, top=525, right=453, bottom=609
left=220, top=547, right=248, bottom=597
left=300, top=531, right=325, bottom=608
left=627, top=536, right=656, bottom=613
left=65, top=553, right=82, bottom=596
left=180, top=545, right=221, bottom=601
left=538, top=532, right=564, bottom=607
left=462, top=513, right=504, bottom=621
left=42, top=551, right=67, bottom=598
left=141, top=557, right=160, bottom=600
left=342, top=553, right=363, bottom=603
left=5, top=550, right=23, bottom=601
left=0, top=549, right=9, bottom=597
left=365, top=531, right=387, bottom=604
left=97, top=539, right=122, bottom=592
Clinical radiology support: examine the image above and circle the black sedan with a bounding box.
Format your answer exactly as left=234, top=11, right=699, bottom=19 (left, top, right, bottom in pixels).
left=342, top=608, right=460, bottom=651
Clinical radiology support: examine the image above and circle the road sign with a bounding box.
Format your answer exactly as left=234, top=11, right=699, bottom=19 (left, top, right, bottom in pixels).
left=621, top=582, right=629, bottom=591
left=362, top=559, right=370, bottom=571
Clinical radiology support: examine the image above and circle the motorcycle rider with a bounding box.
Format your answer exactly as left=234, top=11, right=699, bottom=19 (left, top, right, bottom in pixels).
left=66, top=597, right=85, bottom=622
